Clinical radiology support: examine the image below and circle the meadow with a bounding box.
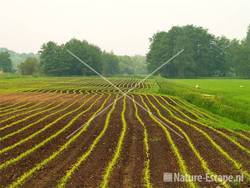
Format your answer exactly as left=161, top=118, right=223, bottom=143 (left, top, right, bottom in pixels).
left=157, top=78, right=250, bottom=127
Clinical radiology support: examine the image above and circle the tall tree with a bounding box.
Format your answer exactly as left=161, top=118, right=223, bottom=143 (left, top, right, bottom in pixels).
left=0, top=52, right=13, bottom=72
left=246, top=25, right=250, bottom=47
left=63, top=39, right=103, bottom=75
left=102, top=52, right=119, bottom=76
left=232, top=25, right=250, bottom=78
left=18, top=57, right=39, bottom=75
left=118, top=55, right=147, bottom=75
left=40, top=41, right=64, bottom=76
left=147, top=25, right=229, bottom=77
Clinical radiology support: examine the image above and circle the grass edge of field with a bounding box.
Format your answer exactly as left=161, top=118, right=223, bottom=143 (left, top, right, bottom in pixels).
left=150, top=78, right=250, bottom=131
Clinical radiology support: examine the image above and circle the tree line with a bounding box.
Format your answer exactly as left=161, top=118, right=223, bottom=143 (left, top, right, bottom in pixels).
left=0, top=39, right=147, bottom=76
left=1, top=25, right=250, bottom=78
left=147, top=25, right=250, bottom=78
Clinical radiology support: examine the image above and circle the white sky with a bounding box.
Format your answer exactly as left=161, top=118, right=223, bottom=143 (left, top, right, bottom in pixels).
left=0, top=0, right=249, bottom=55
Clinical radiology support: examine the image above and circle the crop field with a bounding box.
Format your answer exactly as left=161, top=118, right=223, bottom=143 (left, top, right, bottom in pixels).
left=0, top=77, right=250, bottom=187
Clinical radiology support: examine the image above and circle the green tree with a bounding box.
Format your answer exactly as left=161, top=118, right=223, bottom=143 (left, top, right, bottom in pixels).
left=226, top=39, right=241, bottom=76
left=118, top=55, right=147, bottom=75
left=235, top=47, right=250, bottom=78
left=0, top=52, right=13, bottom=72
left=102, top=52, right=119, bottom=76
left=231, top=25, right=250, bottom=78
left=40, top=39, right=103, bottom=76
left=210, top=37, right=231, bottom=76
left=39, top=38, right=149, bottom=76
left=63, top=39, right=103, bottom=75
left=40, top=41, right=64, bottom=76
left=129, top=55, right=147, bottom=74
left=246, top=25, right=250, bottom=47
left=118, top=56, right=135, bottom=75
left=18, top=57, right=39, bottom=75
left=147, top=25, right=229, bottom=77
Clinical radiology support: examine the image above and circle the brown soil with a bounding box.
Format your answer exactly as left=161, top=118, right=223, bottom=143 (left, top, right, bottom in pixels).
left=22, top=96, right=116, bottom=188
left=135, top=95, right=182, bottom=187
left=0, top=93, right=249, bottom=188
left=108, top=96, right=145, bottom=188
left=0, top=95, right=105, bottom=187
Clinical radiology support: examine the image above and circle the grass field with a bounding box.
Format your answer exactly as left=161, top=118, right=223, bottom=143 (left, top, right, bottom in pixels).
left=157, top=78, right=250, bottom=127
left=0, top=75, right=250, bottom=187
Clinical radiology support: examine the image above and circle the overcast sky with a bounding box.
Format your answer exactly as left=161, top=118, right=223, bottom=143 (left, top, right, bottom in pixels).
left=0, top=0, right=249, bottom=55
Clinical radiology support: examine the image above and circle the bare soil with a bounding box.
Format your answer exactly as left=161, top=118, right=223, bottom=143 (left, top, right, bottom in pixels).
left=0, top=93, right=249, bottom=188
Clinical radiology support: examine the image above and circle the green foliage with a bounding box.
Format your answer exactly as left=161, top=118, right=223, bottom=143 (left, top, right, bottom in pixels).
left=18, top=57, right=39, bottom=75
left=39, top=38, right=148, bottom=76
left=118, top=55, right=147, bottom=75
left=147, top=25, right=218, bottom=77
left=119, top=56, right=134, bottom=74
left=0, top=51, right=13, bottom=72
left=102, top=52, right=119, bottom=76
left=147, top=25, right=250, bottom=78
left=39, top=39, right=148, bottom=76
left=234, top=26, right=250, bottom=78
left=40, top=39, right=103, bottom=76
left=40, top=41, right=64, bottom=76
left=246, top=25, right=250, bottom=47
left=64, top=39, right=102, bottom=75
left=234, top=47, right=250, bottom=78
left=0, top=48, right=37, bottom=69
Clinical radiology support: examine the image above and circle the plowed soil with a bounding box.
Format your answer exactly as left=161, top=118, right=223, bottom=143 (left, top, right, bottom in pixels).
left=0, top=92, right=249, bottom=188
